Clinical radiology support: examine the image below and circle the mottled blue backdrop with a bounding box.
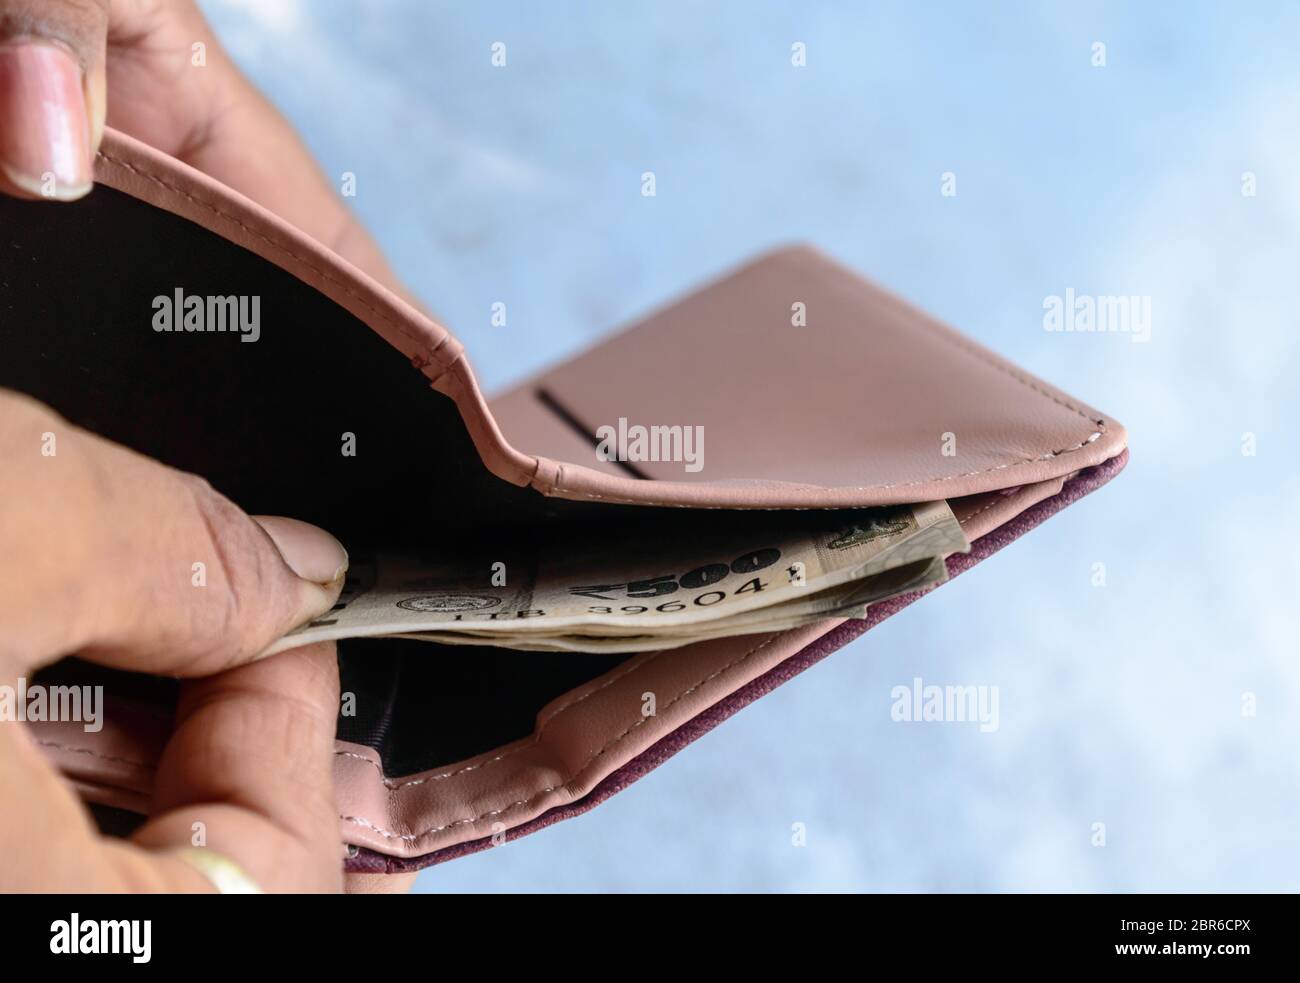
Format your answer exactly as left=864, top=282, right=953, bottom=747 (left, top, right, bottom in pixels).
left=202, top=0, right=1300, bottom=891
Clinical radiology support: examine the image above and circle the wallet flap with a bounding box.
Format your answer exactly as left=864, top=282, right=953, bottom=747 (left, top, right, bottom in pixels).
left=494, top=245, right=1125, bottom=506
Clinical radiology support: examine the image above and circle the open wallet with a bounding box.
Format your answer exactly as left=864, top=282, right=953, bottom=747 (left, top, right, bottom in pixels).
left=1, top=129, right=1128, bottom=873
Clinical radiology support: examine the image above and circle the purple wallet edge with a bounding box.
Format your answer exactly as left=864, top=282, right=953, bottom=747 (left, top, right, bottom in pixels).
left=349, top=448, right=1130, bottom=874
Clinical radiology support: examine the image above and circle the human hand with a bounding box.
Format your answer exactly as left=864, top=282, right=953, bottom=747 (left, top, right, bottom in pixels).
left=0, top=389, right=351, bottom=892
left=0, top=0, right=405, bottom=295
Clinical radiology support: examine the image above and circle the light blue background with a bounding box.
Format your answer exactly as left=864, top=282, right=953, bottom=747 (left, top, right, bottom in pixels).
left=203, top=0, right=1300, bottom=891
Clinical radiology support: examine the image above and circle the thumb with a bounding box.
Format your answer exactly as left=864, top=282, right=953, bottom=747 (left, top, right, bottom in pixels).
left=0, top=0, right=108, bottom=201
left=0, top=390, right=348, bottom=677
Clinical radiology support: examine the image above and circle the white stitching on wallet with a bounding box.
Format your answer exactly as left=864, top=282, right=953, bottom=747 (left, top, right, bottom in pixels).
left=342, top=634, right=785, bottom=843
left=35, top=740, right=153, bottom=770
left=556, top=430, right=1104, bottom=507
left=955, top=495, right=1011, bottom=526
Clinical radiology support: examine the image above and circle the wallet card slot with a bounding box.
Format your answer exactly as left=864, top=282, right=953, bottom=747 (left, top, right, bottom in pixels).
left=534, top=387, right=650, bottom=479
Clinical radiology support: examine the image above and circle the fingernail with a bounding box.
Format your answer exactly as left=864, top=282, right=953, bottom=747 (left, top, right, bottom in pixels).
left=0, top=42, right=93, bottom=200
left=252, top=516, right=349, bottom=585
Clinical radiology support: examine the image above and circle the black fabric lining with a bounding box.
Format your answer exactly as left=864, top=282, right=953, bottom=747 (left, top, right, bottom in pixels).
left=1, top=184, right=633, bottom=775
left=336, top=641, right=627, bottom=776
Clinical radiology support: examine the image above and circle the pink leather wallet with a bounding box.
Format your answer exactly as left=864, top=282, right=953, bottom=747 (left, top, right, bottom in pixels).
left=1, top=129, right=1128, bottom=872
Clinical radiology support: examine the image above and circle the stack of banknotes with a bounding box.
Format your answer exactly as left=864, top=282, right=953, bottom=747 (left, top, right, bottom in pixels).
left=269, top=501, right=969, bottom=655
